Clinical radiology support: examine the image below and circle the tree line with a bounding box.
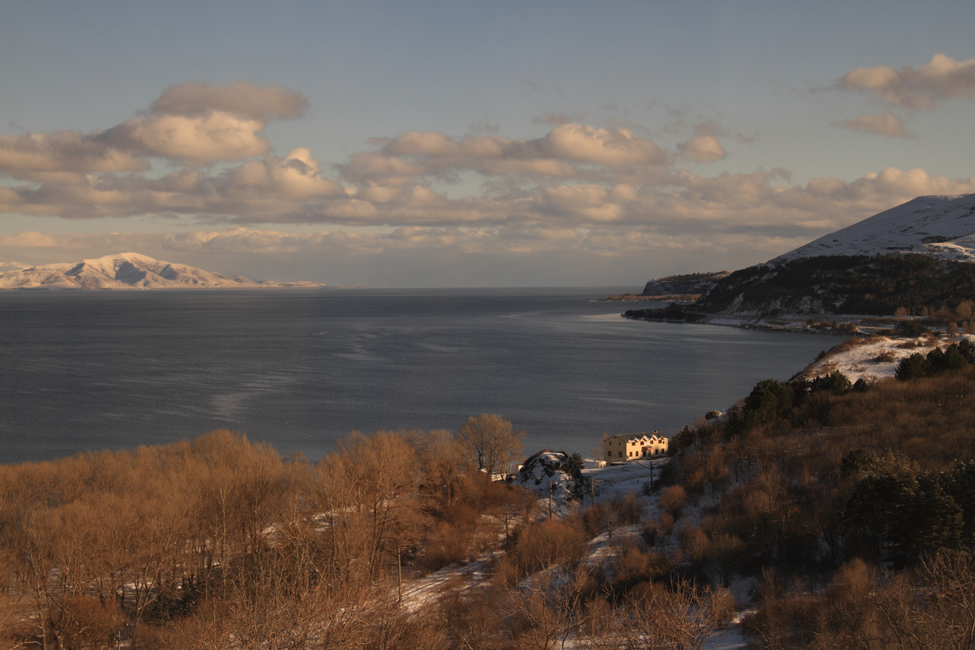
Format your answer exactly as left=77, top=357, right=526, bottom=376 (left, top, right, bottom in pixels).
left=667, top=358, right=975, bottom=648
left=0, top=412, right=732, bottom=650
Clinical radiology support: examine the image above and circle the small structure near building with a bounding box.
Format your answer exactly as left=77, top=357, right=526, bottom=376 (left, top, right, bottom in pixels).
left=602, top=431, right=668, bottom=462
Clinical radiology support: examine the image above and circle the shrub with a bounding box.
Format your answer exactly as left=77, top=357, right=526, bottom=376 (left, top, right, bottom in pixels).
left=579, top=494, right=644, bottom=538
left=659, top=485, right=688, bottom=520
left=611, top=542, right=668, bottom=591
left=896, top=320, right=929, bottom=337
left=874, top=350, right=896, bottom=362
left=656, top=513, right=675, bottom=538
left=640, top=520, right=659, bottom=548
left=896, top=353, right=931, bottom=380
left=809, top=371, right=852, bottom=395
left=511, top=519, right=588, bottom=575
left=679, top=526, right=711, bottom=564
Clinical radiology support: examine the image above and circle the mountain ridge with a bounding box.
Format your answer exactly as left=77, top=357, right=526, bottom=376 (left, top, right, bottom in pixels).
left=0, top=252, right=323, bottom=290
left=632, top=194, right=975, bottom=319
left=774, top=193, right=975, bottom=263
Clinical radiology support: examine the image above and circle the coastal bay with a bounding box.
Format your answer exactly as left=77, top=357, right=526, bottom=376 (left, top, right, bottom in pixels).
left=0, top=288, right=838, bottom=464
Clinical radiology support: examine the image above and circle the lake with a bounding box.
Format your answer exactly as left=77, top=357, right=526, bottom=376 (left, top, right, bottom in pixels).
left=0, top=288, right=840, bottom=464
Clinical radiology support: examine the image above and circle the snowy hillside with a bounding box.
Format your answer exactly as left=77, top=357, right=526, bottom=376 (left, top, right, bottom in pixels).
left=775, top=194, right=975, bottom=263
left=0, top=252, right=322, bottom=290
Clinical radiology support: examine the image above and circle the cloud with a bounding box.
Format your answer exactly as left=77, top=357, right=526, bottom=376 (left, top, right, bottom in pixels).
left=679, top=134, right=726, bottom=163
left=4, top=112, right=973, bottom=240
left=221, top=148, right=345, bottom=199
left=841, top=53, right=975, bottom=111
left=543, top=124, right=665, bottom=165
left=162, top=227, right=333, bottom=254
left=0, top=131, right=148, bottom=175
left=90, top=81, right=310, bottom=165
left=468, top=118, right=500, bottom=134
left=6, top=161, right=975, bottom=285
left=0, top=231, right=64, bottom=248
left=839, top=112, right=914, bottom=138
left=377, top=123, right=667, bottom=178
left=99, top=112, right=272, bottom=164
left=341, top=151, right=427, bottom=186
left=148, top=81, right=308, bottom=120
left=532, top=110, right=585, bottom=125
left=0, top=81, right=311, bottom=176
left=4, top=81, right=975, bottom=284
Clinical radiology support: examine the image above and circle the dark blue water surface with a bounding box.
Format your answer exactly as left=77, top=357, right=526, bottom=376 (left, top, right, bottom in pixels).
left=0, top=288, right=841, bottom=464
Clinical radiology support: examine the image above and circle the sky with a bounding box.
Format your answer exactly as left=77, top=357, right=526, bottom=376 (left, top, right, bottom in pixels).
left=2, top=1, right=975, bottom=288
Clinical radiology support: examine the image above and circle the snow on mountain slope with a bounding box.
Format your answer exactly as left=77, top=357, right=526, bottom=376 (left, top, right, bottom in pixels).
left=775, top=194, right=975, bottom=263
left=0, top=252, right=322, bottom=290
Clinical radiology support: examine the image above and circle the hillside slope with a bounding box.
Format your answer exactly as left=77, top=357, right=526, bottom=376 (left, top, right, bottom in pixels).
left=776, top=194, right=975, bottom=262
left=691, top=194, right=975, bottom=317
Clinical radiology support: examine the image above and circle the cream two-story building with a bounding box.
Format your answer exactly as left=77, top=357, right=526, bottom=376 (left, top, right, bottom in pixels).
left=602, top=432, right=668, bottom=462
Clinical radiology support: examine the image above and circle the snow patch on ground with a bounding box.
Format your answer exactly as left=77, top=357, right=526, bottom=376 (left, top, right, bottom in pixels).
left=799, top=333, right=975, bottom=383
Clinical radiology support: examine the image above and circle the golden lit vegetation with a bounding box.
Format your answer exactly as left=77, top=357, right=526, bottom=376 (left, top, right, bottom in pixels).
left=0, top=419, right=730, bottom=650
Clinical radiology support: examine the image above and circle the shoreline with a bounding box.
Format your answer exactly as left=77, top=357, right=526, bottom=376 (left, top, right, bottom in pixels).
left=621, top=305, right=909, bottom=337
left=619, top=305, right=975, bottom=385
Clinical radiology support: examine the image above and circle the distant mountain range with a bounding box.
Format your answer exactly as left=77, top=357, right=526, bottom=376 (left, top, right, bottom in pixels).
left=0, top=252, right=323, bottom=290
left=638, top=194, right=975, bottom=318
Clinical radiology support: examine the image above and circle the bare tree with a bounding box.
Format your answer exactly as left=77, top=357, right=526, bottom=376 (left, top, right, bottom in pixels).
left=873, top=550, right=975, bottom=650
left=458, top=414, right=525, bottom=477
left=315, top=430, right=425, bottom=582
left=613, top=580, right=725, bottom=650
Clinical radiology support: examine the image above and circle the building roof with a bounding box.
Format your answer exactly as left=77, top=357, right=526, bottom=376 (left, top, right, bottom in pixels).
left=604, top=432, right=666, bottom=444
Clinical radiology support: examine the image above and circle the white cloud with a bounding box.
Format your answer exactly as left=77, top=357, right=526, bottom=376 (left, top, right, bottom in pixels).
left=94, top=81, right=309, bottom=165
left=221, top=148, right=345, bottom=199
left=841, top=53, right=975, bottom=111
left=541, top=124, right=665, bottom=166
left=377, top=123, right=667, bottom=177
left=100, top=112, right=271, bottom=164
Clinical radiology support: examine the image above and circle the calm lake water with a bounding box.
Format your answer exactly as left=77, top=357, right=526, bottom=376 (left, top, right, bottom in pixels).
left=0, top=288, right=840, bottom=464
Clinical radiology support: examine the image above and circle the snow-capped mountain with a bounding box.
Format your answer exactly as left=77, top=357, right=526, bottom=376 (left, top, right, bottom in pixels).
left=0, top=252, right=322, bottom=290
left=775, top=194, right=975, bottom=263
left=684, top=194, right=975, bottom=317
